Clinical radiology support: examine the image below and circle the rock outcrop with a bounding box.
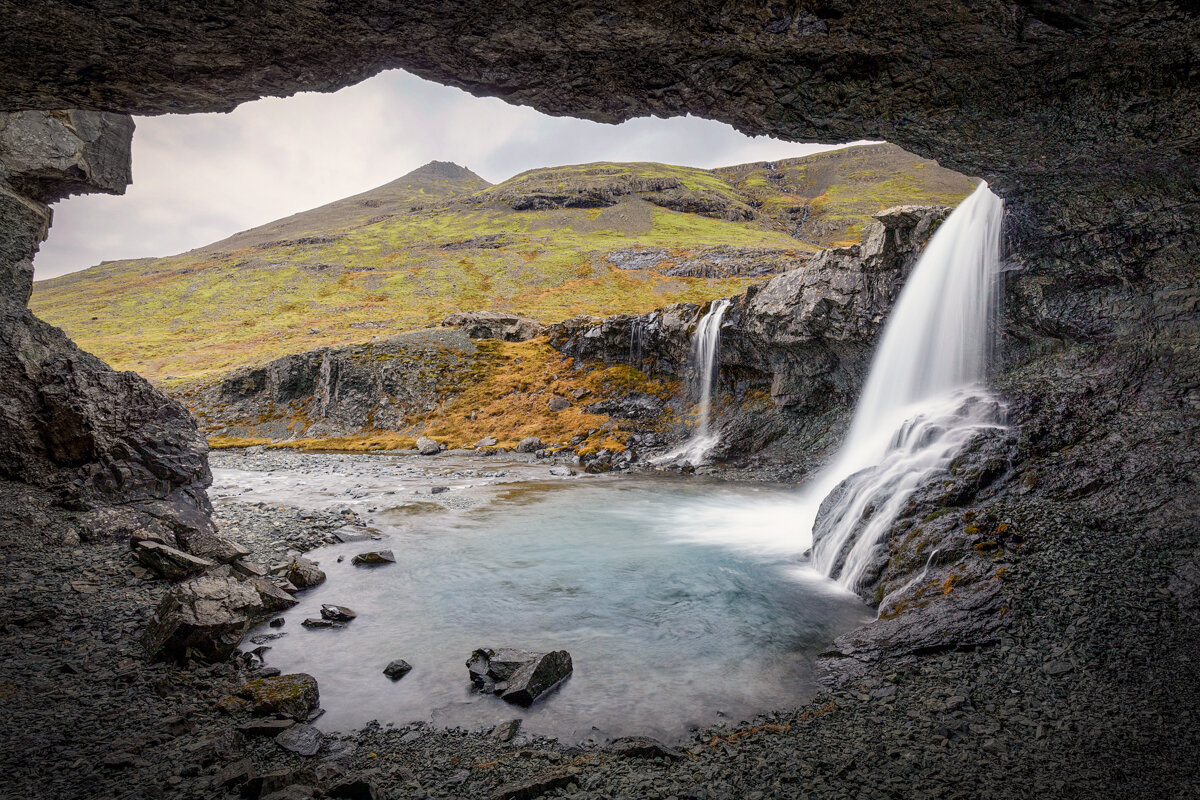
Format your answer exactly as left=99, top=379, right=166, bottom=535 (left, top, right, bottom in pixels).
left=195, top=330, right=481, bottom=440
left=442, top=310, right=545, bottom=342
left=0, top=111, right=216, bottom=546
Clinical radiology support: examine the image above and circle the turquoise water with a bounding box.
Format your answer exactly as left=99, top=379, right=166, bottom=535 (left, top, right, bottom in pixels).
left=240, top=472, right=869, bottom=742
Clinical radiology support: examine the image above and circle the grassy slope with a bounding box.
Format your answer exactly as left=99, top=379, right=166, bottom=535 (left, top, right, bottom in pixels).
left=31, top=145, right=976, bottom=385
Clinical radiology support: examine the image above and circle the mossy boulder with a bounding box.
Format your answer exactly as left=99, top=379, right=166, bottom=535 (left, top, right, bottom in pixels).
left=237, top=673, right=320, bottom=721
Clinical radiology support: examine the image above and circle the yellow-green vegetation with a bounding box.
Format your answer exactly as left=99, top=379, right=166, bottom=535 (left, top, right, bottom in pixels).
left=716, top=142, right=978, bottom=245
left=31, top=145, right=975, bottom=385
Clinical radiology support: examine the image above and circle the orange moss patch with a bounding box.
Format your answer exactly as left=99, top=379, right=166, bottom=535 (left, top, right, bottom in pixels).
left=208, top=435, right=273, bottom=449
left=941, top=574, right=959, bottom=595
left=416, top=337, right=676, bottom=451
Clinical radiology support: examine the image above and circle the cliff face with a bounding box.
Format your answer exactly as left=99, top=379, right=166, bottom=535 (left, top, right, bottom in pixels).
left=0, top=111, right=214, bottom=545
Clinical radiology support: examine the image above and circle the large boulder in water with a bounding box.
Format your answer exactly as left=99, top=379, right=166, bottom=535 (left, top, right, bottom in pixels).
left=467, top=647, right=573, bottom=705
left=416, top=436, right=442, bottom=455
left=500, top=650, right=573, bottom=706
left=142, top=575, right=265, bottom=662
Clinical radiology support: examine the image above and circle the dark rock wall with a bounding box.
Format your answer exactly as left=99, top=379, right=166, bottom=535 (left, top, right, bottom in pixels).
left=0, top=111, right=214, bottom=543
left=187, top=330, right=481, bottom=440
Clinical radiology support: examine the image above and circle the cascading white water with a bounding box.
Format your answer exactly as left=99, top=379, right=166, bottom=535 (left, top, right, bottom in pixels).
left=659, top=299, right=731, bottom=466
left=802, top=182, right=1007, bottom=589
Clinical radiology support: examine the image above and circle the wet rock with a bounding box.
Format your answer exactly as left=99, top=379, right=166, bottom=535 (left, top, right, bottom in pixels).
left=320, top=604, right=357, bottom=622
left=133, top=540, right=215, bottom=580
left=269, top=616, right=286, bottom=628
left=283, top=557, right=326, bottom=589
left=237, top=673, right=320, bottom=720
left=467, top=647, right=542, bottom=693
left=430, top=485, right=450, bottom=494
left=515, top=436, right=543, bottom=453
left=301, top=618, right=344, bottom=629
left=275, top=724, right=323, bottom=756
left=548, top=466, right=575, bottom=477
left=351, top=550, right=394, bottom=566
left=500, top=650, right=573, bottom=706
left=493, top=719, right=522, bottom=743
left=240, top=769, right=305, bottom=800
left=546, top=396, right=570, bottom=412
left=416, top=436, right=441, bottom=455
left=467, top=647, right=573, bottom=705
left=142, top=575, right=264, bottom=662
left=383, top=659, right=412, bottom=680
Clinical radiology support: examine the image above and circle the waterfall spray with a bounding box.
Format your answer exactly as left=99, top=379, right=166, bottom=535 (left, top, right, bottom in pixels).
left=658, top=299, right=731, bottom=466
left=804, top=182, right=1007, bottom=590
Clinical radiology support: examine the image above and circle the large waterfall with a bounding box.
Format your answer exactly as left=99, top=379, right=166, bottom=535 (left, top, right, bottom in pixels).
left=806, top=182, right=1006, bottom=589
left=660, top=299, right=731, bottom=466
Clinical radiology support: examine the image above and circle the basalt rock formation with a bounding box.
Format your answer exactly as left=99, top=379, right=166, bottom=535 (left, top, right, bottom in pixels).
left=0, top=111, right=215, bottom=546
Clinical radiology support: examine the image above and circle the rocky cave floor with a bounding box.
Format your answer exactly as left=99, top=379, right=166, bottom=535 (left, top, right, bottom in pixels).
left=0, top=453, right=1198, bottom=800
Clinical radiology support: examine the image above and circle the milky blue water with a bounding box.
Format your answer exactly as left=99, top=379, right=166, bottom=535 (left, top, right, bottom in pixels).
left=234, top=468, right=869, bottom=742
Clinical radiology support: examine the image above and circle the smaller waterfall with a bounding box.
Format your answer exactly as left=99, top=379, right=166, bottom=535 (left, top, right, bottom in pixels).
left=659, top=299, right=731, bottom=466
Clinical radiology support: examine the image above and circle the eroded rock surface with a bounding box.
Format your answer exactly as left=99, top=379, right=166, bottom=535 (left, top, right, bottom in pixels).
left=0, top=110, right=215, bottom=547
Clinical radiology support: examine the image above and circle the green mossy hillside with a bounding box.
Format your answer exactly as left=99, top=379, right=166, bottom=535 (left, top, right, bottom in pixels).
left=31, top=145, right=975, bottom=384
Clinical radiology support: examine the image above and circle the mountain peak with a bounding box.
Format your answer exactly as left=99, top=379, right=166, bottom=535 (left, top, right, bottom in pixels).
left=403, top=160, right=480, bottom=181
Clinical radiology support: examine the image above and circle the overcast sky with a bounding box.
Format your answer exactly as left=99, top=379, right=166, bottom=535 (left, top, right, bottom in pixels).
left=34, top=69, right=865, bottom=280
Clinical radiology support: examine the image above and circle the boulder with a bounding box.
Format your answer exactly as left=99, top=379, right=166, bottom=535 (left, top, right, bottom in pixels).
left=245, top=576, right=300, bottom=612
left=383, top=659, right=412, bottom=680
left=282, top=556, right=324, bottom=589
left=351, top=550, right=395, bottom=566
left=237, top=673, right=320, bottom=721
left=178, top=530, right=252, bottom=564
left=546, top=396, right=570, bottom=412
left=142, top=576, right=264, bottom=662
left=319, top=604, right=356, bottom=622
left=133, top=540, right=215, bottom=580
left=514, top=436, right=542, bottom=453
left=416, top=436, right=441, bottom=455
left=500, top=650, right=573, bottom=706
left=467, top=647, right=573, bottom=705
left=474, top=436, right=498, bottom=448
left=275, top=724, right=323, bottom=757
left=301, top=618, right=343, bottom=629
left=467, top=647, right=542, bottom=694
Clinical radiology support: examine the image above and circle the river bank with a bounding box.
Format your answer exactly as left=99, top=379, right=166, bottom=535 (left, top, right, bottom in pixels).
left=1, top=449, right=1196, bottom=799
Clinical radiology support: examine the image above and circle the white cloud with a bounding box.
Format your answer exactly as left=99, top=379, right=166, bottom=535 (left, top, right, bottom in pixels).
left=34, top=69, right=867, bottom=279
